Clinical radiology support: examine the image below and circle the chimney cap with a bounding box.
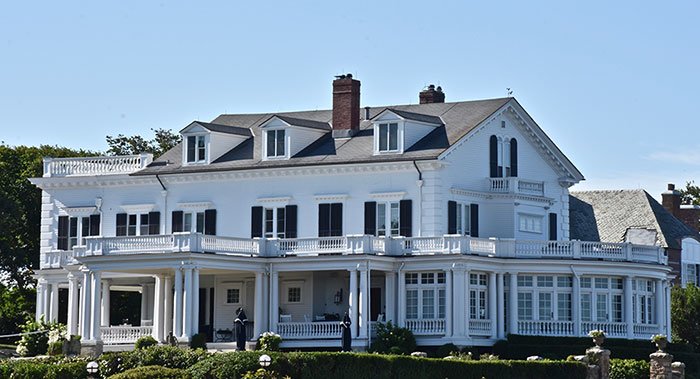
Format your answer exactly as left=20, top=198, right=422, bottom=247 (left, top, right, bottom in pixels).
left=668, top=183, right=675, bottom=191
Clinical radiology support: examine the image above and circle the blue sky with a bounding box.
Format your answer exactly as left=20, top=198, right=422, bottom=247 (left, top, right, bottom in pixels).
left=1, top=1, right=698, bottom=199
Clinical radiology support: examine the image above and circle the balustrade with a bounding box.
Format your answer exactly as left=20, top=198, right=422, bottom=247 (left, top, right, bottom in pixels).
left=581, top=321, right=627, bottom=338
left=633, top=323, right=660, bottom=338
left=487, top=178, right=544, bottom=196
left=405, top=319, right=445, bottom=335
left=101, top=325, right=153, bottom=345
left=43, top=154, right=152, bottom=177
left=277, top=321, right=341, bottom=339
left=468, top=319, right=493, bottom=336
left=517, top=320, right=574, bottom=336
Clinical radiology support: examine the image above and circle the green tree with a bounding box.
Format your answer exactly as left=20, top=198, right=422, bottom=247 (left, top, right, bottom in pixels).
left=106, top=128, right=180, bottom=158
left=671, top=284, right=700, bottom=349
left=679, top=181, right=700, bottom=205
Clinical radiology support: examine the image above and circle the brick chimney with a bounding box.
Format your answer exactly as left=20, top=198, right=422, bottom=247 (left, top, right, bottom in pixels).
left=662, top=183, right=681, bottom=218
left=419, top=84, right=445, bottom=104
left=332, top=74, right=360, bottom=138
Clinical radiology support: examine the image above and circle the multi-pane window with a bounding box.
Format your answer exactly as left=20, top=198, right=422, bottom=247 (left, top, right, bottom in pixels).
left=470, top=273, right=488, bottom=319
left=519, top=214, right=543, bottom=233
left=685, top=264, right=699, bottom=286
left=287, top=287, right=301, bottom=303
left=266, top=130, right=286, bottom=158
left=264, top=207, right=286, bottom=238
left=557, top=293, right=572, bottom=321
left=226, top=288, right=240, bottom=304
left=517, top=275, right=572, bottom=322
left=57, top=215, right=100, bottom=250
left=405, top=272, right=446, bottom=319
left=455, top=203, right=471, bottom=235
left=635, top=279, right=655, bottom=324
left=183, top=212, right=205, bottom=233
left=518, top=292, right=533, bottom=320
left=580, top=276, right=624, bottom=323
left=318, top=203, right=343, bottom=237
left=378, top=123, right=399, bottom=152
left=117, top=212, right=159, bottom=237
left=377, top=202, right=400, bottom=237
left=186, top=135, right=206, bottom=163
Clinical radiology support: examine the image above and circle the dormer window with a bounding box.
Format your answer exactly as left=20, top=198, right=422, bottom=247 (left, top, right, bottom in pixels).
left=186, top=135, right=207, bottom=163
left=266, top=130, right=286, bottom=158
left=378, top=123, right=399, bottom=152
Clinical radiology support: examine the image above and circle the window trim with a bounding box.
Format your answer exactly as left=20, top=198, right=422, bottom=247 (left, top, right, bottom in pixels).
left=264, top=129, right=288, bottom=160
left=519, top=213, right=544, bottom=234
left=405, top=271, right=446, bottom=320
left=185, top=134, right=208, bottom=164
left=373, top=120, right=404, bottom=154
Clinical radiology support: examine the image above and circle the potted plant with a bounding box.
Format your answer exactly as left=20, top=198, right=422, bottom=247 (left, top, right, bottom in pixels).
left=651, top=334, right=668, bottom=352
left=588, top=329, right=606, bottom=347
left=63, top=335, right=81, bottom=356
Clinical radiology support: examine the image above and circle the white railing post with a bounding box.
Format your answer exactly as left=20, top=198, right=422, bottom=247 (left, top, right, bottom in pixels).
left=499, top=238, right=515, bottom=258
left=140, top=153, right=154, bottom=168
left=572, top=240, right=581, bottom=259
left=43, top=158, right=53, bottom=177
left=625, top=243, right=633, bottom=261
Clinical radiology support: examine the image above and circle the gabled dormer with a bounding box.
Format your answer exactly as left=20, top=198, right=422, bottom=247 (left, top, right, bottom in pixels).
left=180, top=121, right=252, bottom=165
left=371, top=109, right=443, bottom=154
left=259, top=115, right=330, bottom=160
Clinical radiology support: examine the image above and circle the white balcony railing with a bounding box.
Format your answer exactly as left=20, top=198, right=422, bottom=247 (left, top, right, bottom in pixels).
left=277, top=321, right=341, bottom=339
left=581, top=321, right=628, bottom=338
left=517, top=320, right=575, bottom=336
left=405, top=319, right=445, bottom=335
left=468, top=319, right=492, bottom=336
left=43, top=154, right=153, bottom=177
left=101, top=325, right=153, bottom=345
left=633, top=323, right=660, bottom=338
left=488, top=178, right=545, bottom=196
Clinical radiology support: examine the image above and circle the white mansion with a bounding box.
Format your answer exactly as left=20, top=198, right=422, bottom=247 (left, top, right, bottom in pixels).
left=30, top=75, right=672, bottom=351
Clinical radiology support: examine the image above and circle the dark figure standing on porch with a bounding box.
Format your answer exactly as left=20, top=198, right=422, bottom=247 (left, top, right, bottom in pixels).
left=235, top=307, right=248, bottom=351
left=340, top=312, right=352, bottom=352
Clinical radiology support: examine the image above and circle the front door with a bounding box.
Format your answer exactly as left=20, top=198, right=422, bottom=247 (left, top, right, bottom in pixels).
left=370, top=287, right=382, bottom=321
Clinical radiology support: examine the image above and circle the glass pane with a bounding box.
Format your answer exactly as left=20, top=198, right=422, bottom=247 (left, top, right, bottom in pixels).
left=277, top=130, right=285, bottom=156
left=581, top=294, right=591, bottom=321
left=196, top=212, right=205, bottom=234
left=422, top=289, right=435, bottom=318
left=128, top=214, right=137, bottom=236
left=187, top=136, right=196, bottom=162
left=379, top=124, right=387, bottom=151
left=518, top=292, right=532, bottom=320
left=264, top=209, right=274, bottom=237
left=557, top=293, right=571, bottom=321
left=377, top=204, right=386, bottom=236
left=389, top=123, right=398, bottom=150
left=539, top=292, right=552, bottom=320
left=438, top=289, right=446, bottom=318
left=390, top=202, right=400, bottom=236
left=184, top=213, right=192, bottom=232
left=267, top=131, right=276, bottom=157
left=277, top=207, right=285, bottom=238
left=406, top=290, right=418, bottom=319
left=197, top=136, right=206, bottom=161
left=140, top=214, right=149, bottom=235
left=479, top=291, right=487, bottom=319
left=455, top=205, right=462, bottom=234
left=596, top=294, right=607, bottom=321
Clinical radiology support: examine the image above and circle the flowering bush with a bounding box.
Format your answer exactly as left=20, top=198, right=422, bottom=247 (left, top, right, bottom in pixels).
left=257, top=332, right=282, bottom=351
left=650, top=334, right=667, bottom=343
left=588, top=330, right=605, bottom=338
left=15, top=317, right=67, bottom=357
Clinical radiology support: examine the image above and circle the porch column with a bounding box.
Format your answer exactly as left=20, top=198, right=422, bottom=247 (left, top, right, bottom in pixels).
left=81, top=269, right=92, bottom=339
left=270, top=270, right=279, bottom=333
left=624, top=276, right=634, bottom=339
left=49, top=282, right=59, bottom=322
left=508, top=272, right=518, bottom=335
left=164, top=276, right=173, bottom=337
left=140, top=284, right=149, bottom=324
left=655, top=279, right=664, bottom=334
left=254, top=271, right=264, bottom=339
left=35, top=279, right=45, bottom=321
left=358, top=265, right=369, bottom=339
left=90, top=270, right=102, bottom=341
left=384, top=272, right=396, bottom=323
left=152, top=275, right=164, bottom=342
left=397, top=270, right=405, bottom=327
left=192, top=268, right=200, bottom=337
left=348, top=269, right=358, bottom=338
left=489, top=272, right=497, bottom=339
left=182, top=267, right=193, bottom=340
left=665, top=284, right=671, bottom=337
left=496, top=272, right=505, bottom=339
left=452, top=267, right=466, bottom=337
left=101, top=279, right=111, bottom=327
left=67, top=273, right=80, bottom=336
left=444, top=269, right=452, bottom=338
left=174, top=268, right=183, bottom=338
left=573, top=274, right=581, bottom=337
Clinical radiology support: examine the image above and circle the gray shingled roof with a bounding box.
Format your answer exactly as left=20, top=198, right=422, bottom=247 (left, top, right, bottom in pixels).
left=569, top=190, right=699, bottom=249
left=134, top=98, right=512, bottom=175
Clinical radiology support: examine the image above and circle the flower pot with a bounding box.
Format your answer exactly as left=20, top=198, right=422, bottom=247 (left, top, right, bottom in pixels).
left=655, top=339, right=668, bottom=352
left=592, top=336, right=605, bottom=347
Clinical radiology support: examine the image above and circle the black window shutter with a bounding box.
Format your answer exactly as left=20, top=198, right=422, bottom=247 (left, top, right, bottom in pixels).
left=89, top=214, right=100, bottom=236
left=204, top=209, right=217, bottom=235
left=148, top=211, right=160, bottom=235
left=489, top=135, right=498, bottom=178
left=364, top=201, right=377, bottom=235
left=251, top=207, right=263, bottom=238
left=330, top=203, right=343, bottom=237
left=116, top=213, right=127, bottom=236
left=318, top=204, right=330, bottom=237
left=172, top=211, right=184, bottom=233
left=57, top=216, right=68, bottom=250
left=510, top=138, right=518, bottom=177
left=470, top=204, right=479, bottom=238
left=447, top=201, right=457, bottom=234
left=399, top=199, right=412, bottom=237
left=285, top=205, right=297, bottom=238
left=549, top=213, right=557, bottom=241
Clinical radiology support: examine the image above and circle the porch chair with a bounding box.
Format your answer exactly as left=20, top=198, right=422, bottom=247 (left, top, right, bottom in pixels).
left=279, top=314, right=292, bottom=323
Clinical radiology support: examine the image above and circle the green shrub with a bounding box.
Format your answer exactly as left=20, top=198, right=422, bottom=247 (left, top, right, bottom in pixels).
left=257, top=332, right=282, bottom=351
left=0, top=357, right=87, bottom=379
left=97, top=346, right=207, bottom=377
left=190, top=333, right=207, bottom=350
left=47, top=340, right=64, bottom=356
left=434, top=343, right=459, bottom=358
left=15, top=317, right=50, bottom=356
left=369, top=321, right=416, bottom=355
left=609, top=359, right=650, bottom=379
left=135, top=335, right=159, bottom=350
left=109, top=365, right=191, bottom=379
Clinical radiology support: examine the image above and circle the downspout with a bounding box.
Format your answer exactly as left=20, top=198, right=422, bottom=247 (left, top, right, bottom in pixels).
left=366, top=259, right=371, bottom=349
left=412, top=161, right=423, bottom=237
left=156, top=175, right=168, bottom=235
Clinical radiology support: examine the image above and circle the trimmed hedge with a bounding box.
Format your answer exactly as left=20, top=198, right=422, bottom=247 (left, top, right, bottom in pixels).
left=0, top=357, right=87, bottom=379
left=109, top=365, right=191, bottom=379
left=609, top=359, right=649, bottom=379
left=99, top=345, right=207, bottom=377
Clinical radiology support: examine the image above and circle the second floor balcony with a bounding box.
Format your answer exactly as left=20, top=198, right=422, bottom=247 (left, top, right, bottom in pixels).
left=42, top=154, right=153, bottom=177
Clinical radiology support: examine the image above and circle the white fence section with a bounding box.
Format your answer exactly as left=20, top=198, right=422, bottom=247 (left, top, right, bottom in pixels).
left=468, top=319, right=492, bottom=336
left=277, top=321, right=341, bottom=339
left=405, top=319, right=445, bottom=335
left=517, top=320, right=575, bottom=336
left=43, top=154, right=153, bottom=177
left=101, top=326, right=153, bottom=345
left=633, top=323, right=660, bottom=338
left=488, top=178, right=545, bottom=196
left=581, top=322, right=628, bottom=338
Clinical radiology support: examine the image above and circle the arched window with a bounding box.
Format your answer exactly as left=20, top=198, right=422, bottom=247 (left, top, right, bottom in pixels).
left=489, top=135, right=501, bottom=177
left=509, top=138, right=518, bottom=177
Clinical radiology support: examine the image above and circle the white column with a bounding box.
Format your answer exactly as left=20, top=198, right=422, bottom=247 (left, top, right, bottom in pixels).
left=35, top=280, right=45, bottom=321
left=91, top=271, right=102, bottom=341
left=624, top=276, right=634, bottom=339
left=508, top=272, right=518, bottom=335
left=67, top=274, right=80, bottom=336
left=444, top=269, right=453, bottom=338
left=81, top=270, right=92, bottom=339
left=384, top=272, right=396, bottom=323
left=49, top=283, right=59, bottom=322
left=140, top=284, right=149, bottom=324
left=348, top=269, right=358, bottom=337
left=164, top=276, right=173, bottom=337
left=397, top=270, right=405, bottom=327
left=254, top=271, right=264, bottom=339
left=452, top=268, right=466, bottom=337
left=192, top=268, right=200, bottom=337
left=665, top=284, right=672, bottom=337
left=358, top=266, right=369, bottom=339
left=573, top=275, right=581, bottom=337
left=496, top=272, right=505, bottom=339
left=152, top=275, right=164, bottom=341
left=182, top=267, right=193, bottom=339
left=655, top=279, right=664, bottom=334
left=174, top=268, right=183, bottom=338
left=489, top=272, right=497, bottom=339
left=270, top=271, right=279, bottom=332
left=101, top=279, right=111, bottom=327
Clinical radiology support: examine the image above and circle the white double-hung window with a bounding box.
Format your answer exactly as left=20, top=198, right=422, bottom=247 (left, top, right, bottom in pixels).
left=377, top=122, right=399, bottom=152
left=186, top=135, right=207, bottom=163
left=405, top=272, right=446, bottom=320
left=266, top=130, right=286, bottom=158
left=377, top=202, right=400, bottom=236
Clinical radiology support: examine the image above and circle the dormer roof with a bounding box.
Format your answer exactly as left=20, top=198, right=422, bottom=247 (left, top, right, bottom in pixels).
left=181, top=121, right=252, bottom=137
left=374, top=108, right=443, bottom=126
left=262, top=115, right=331, bottom=131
